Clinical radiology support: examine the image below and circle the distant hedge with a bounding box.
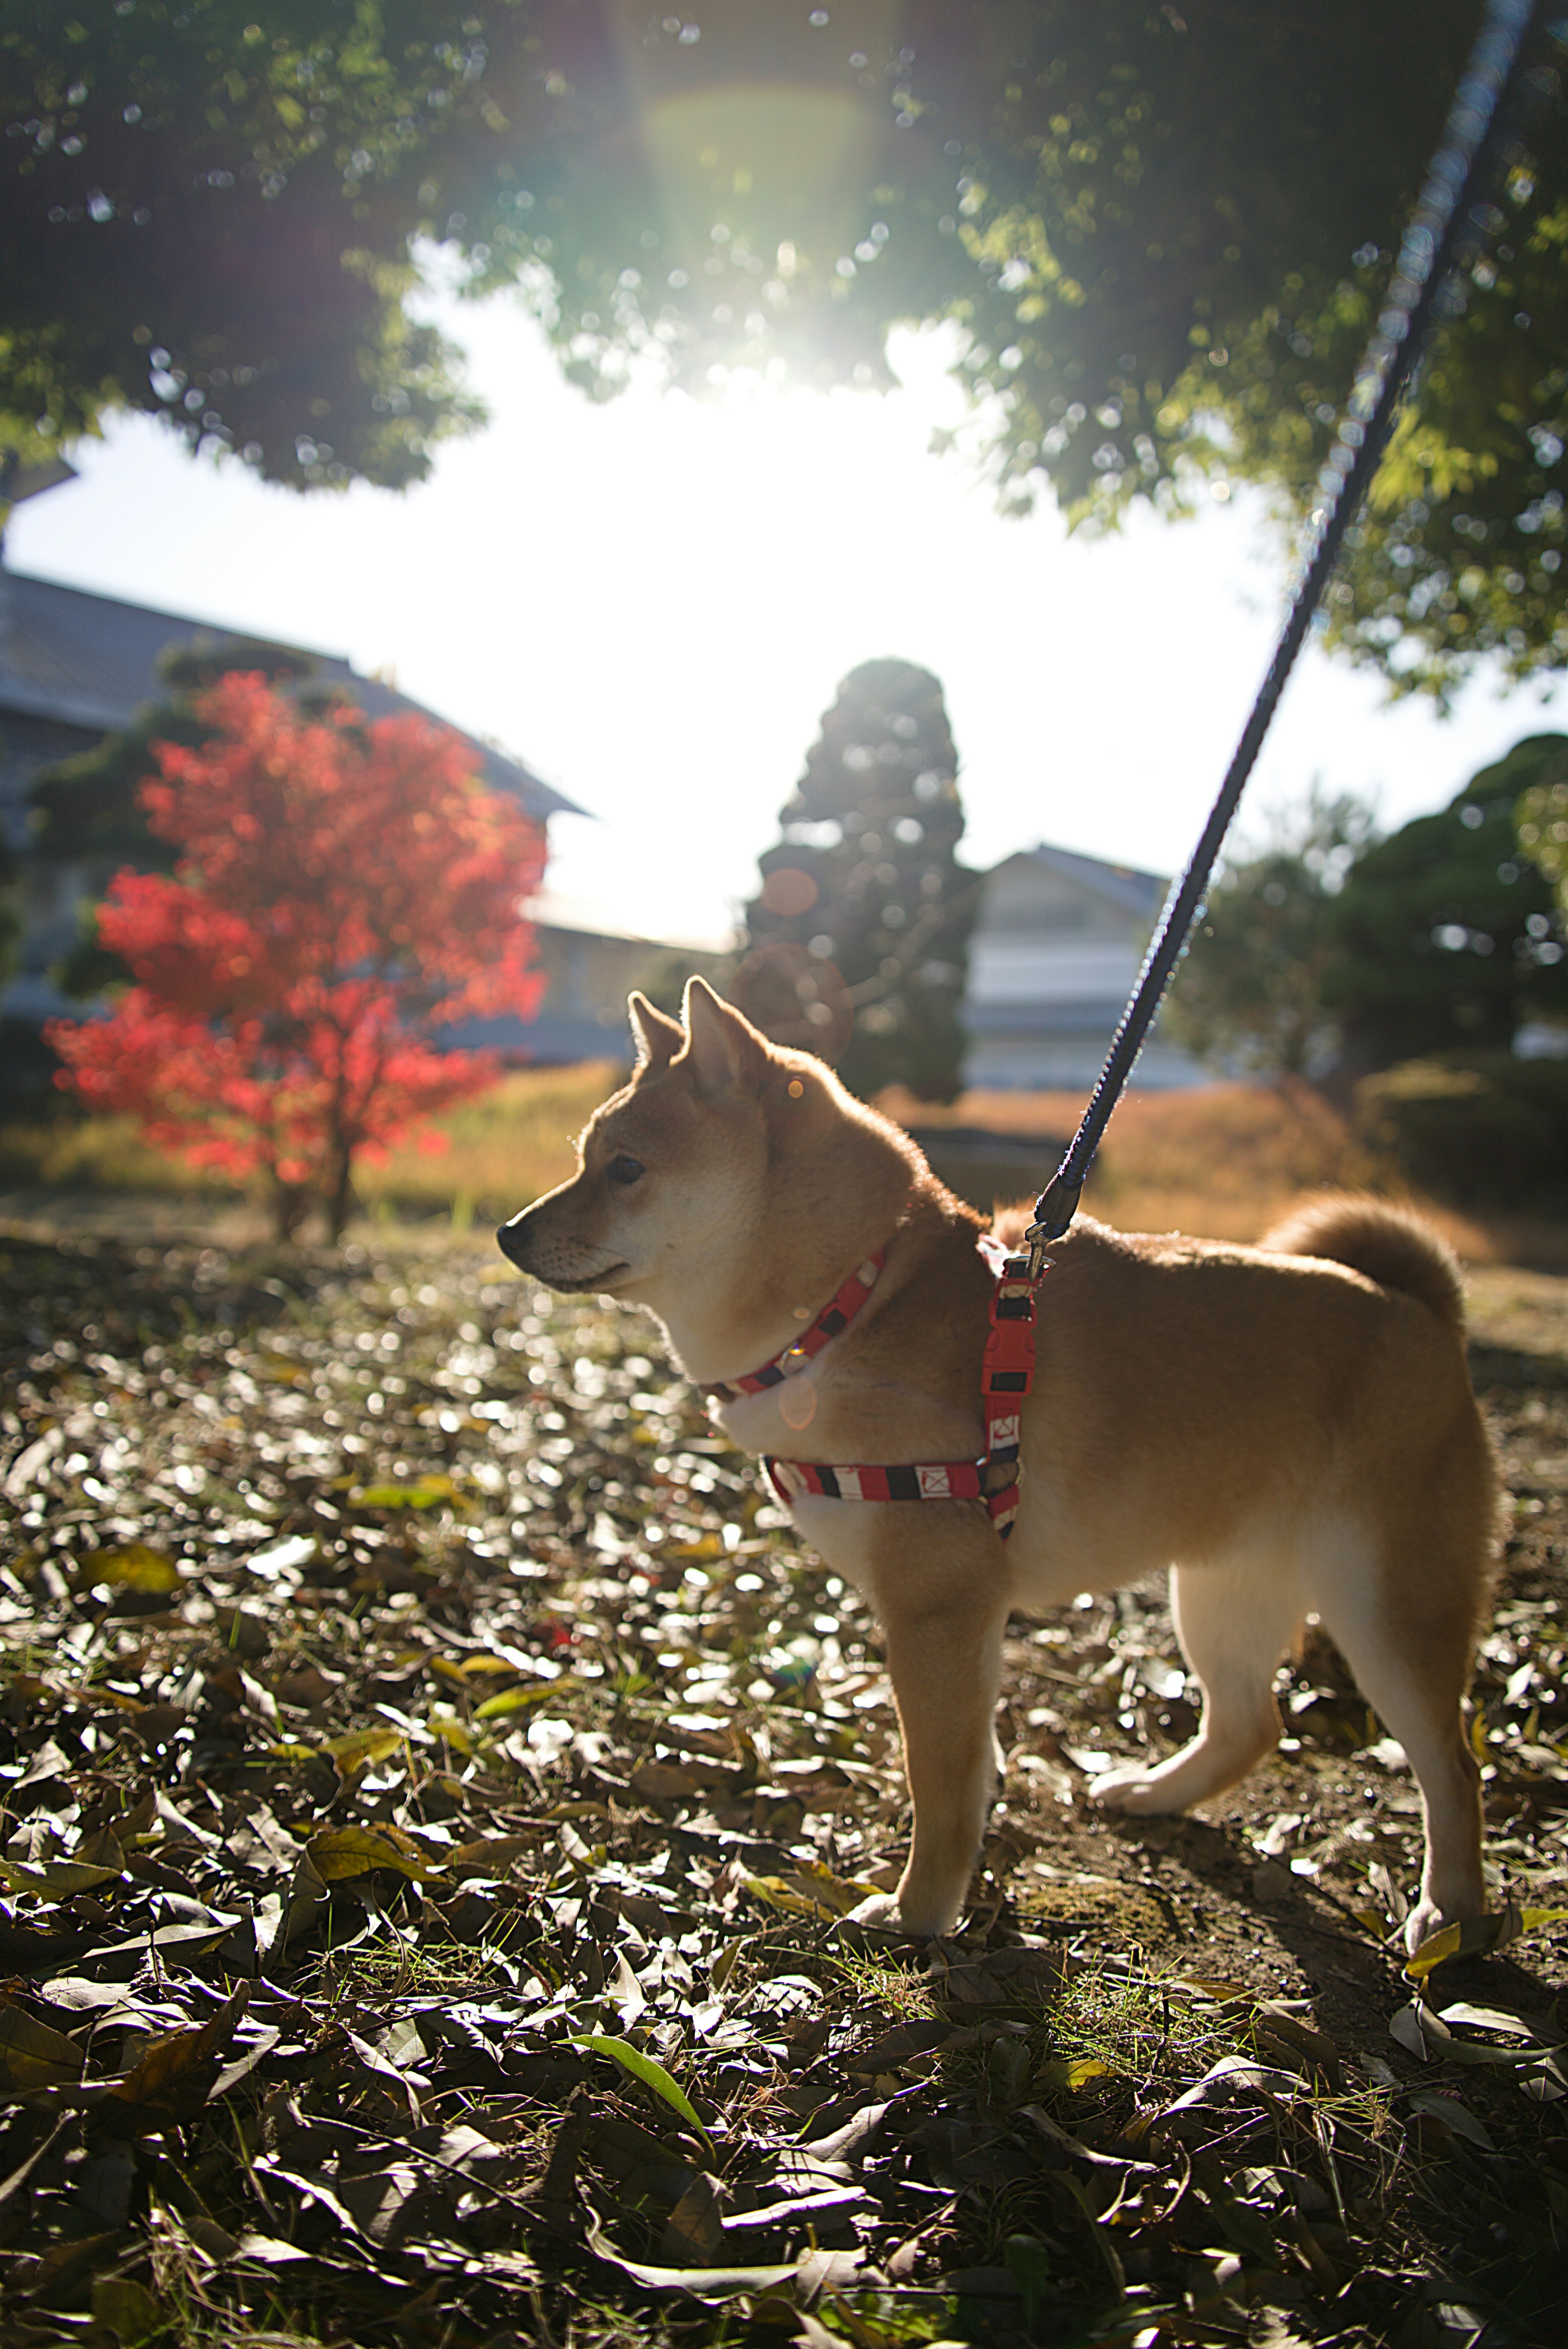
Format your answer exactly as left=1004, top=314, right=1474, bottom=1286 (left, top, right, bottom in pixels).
left=1358, top=1052, right=1568, bottom=1208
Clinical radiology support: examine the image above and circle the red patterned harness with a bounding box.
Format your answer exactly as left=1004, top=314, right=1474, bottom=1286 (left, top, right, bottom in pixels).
left=746, top=1235, right=1041, bottom=1540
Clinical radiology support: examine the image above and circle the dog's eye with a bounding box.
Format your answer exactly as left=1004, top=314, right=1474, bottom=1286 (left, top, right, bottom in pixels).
left=606, top=1152, right=645, bottom=1186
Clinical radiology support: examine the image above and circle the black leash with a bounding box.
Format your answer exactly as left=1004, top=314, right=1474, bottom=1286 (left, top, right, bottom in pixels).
left=1025, top=0, right=1548, bottom=1276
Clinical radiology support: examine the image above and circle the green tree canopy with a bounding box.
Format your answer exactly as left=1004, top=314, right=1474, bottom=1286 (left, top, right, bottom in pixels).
left=1163, top=790, right=1379, bottom=1081
left=1327, top=733, right=1568, bottom=1069
left=1517, top=747, right=1568, bottom=922
left=7, top=3, right=1568, bottom=691
left=1, top=0, right=499, bottom=490
left=736, top=657, right=976, bottom=1102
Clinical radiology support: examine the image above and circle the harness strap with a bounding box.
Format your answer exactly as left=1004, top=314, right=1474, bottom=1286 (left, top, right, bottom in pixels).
left=764, top=1241, right=1040, bottom=1540
left=976, top=1245, right=1038, bottom=1537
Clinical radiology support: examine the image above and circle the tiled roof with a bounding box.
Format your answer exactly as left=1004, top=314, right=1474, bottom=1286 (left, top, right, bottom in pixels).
left=986, top=841, right=1168, bottom=924
left=0, top=564, right=583, bottom=823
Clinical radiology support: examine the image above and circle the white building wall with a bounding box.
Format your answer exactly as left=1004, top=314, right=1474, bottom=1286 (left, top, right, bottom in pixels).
left=962, top=848, right=1209, bottom=1091
left=968, top=937, right=1146, bottom=1008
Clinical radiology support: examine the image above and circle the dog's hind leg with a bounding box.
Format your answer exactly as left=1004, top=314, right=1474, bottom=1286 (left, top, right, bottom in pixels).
left=1092, top=1550, right=1301, bottom=1816
left=842, top=1508, right=1014, bottom=1938
left=1307, top=1512, right=1488, bottom=1954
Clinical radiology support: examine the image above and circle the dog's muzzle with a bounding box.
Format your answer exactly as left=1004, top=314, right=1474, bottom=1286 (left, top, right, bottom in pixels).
left=496, top=1214, right=626, bottom=1289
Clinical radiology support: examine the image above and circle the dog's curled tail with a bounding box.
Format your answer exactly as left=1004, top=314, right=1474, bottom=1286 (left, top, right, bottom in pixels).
left=1260, top=1193, right=1466, bottom=1334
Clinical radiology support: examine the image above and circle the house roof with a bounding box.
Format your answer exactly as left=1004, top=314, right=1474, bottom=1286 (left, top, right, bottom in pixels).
left=0, top=562, right=584, bottom=825
left=524, top=888, right=735, bottom=958
left=984, top=841, right=1169, bottom=925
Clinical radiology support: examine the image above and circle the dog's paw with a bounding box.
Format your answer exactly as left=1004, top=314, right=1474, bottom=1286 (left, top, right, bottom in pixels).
left=1404, top=1903, right=1443, bottom=1958
left=842, top=1889, right=959, bottom=1938
left=1087, top=1765, right=1183, bottom=1816
left=843, top=1892, right=911, bottom=1933
left=1403, top=1897, right=1479, bottom=1958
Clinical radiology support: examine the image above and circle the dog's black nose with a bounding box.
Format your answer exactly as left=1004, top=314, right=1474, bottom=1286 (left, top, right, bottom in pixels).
left=496, top=1215, right=529, bottom=1269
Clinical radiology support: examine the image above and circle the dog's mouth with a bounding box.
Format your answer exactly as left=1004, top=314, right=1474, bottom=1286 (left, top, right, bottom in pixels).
left=549, top=1262, right=630, bottom=1292
left=501, top=1252, right=632, bottom=1293
left=496, top=1222, right=629, bottom=1289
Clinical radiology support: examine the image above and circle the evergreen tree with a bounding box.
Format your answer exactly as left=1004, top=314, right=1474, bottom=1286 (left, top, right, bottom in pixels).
left=737, top=660, right=976, bottom=1103
left=1327, top=735, right=1568, bottom=1070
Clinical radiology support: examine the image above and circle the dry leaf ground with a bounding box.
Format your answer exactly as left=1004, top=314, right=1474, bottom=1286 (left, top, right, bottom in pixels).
left=0, top=1207, right=1564, bottom=2349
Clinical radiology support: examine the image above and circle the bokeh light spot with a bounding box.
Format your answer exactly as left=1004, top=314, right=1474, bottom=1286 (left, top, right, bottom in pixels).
left=761, top=865, right=820, bottom=916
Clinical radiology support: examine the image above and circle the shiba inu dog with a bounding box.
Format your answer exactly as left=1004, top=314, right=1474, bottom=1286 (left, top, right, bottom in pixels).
left=497, top=979, right=1499, bottom=1953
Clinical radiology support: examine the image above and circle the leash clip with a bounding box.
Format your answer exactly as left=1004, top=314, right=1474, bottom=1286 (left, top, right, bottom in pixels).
left=1025, top=1170, right=1082, bottom=1278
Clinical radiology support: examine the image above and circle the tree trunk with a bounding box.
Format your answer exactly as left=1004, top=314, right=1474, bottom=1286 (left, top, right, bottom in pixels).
left=271, top=1180, right=309, bottom=1244
left=324, top=1141, right=356, bottom=1246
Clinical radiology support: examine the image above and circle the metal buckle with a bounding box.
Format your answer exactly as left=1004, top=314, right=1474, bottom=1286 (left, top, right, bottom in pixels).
left=1025, top=1170, right=1084, bottom=1277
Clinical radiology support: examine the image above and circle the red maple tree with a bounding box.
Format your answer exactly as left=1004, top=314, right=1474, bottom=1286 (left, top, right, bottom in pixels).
left=47, top=673, right=547, bottom=1240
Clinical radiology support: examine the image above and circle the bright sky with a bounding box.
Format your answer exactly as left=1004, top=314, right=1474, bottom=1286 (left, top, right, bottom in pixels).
left=9, top=292, right=1562, bottom=945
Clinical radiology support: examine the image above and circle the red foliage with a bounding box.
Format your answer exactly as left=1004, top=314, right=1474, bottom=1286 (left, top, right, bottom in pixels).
left=48, top=674, right=546, bottom=1235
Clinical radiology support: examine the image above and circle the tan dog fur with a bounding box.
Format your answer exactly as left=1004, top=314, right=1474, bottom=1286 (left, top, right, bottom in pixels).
left=498, top=979, right=1500, bottom=1953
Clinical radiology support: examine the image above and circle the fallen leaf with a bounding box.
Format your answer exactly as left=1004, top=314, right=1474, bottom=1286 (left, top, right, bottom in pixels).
left=1390, top=2003, right=1448, bottom=2062
left=78, top=1542, right=182, bottom=1592
left=1018, top=2102, right=1152, bottom=2171
left=321, top=1724, right=406, bottom=1772
left=1161, top=2055, right=1302, bottom=2113
left=234, top=2231, right=327, bottom=2264
left=447, top=1832, right=536, bottom=1877
left=0, top=1857, right=122, bottom=1897
left=1033, top=2055, right=1112, bottom=2090
left=741, top=1863, right=878, bottom=1921
left=474, top=1679, right=579, bottom=1720
left=585, top=2213, right=800, bottom=2298
left=0, top=2001, right=86, bottom=2095
left=845, top=2020, right=951, bottom=2074
left=283, top=1848, right=329, bottom=1948
left=91, top=2278, right=164, bottom=2344
left=632, top=1757, right=740, bottom=1800
left=1438, top=2001, right=1541, bottom=2038
left=75, top=1827, right=127, bottom=1872
left=0, top=2113, right=71, bottom=2207
left=662, top=2171, right=727, bottom=2264
left=1406, top=2090, right=1497, bottom=2150
left=103, top=1981, right=250, bottom=2131
left=741, top=1872, right=837, bottom=1921
left=723, top=2182, right=866, bottom=2230
left=1253, top=2004, right=1342, bottom=2085
left=353, top=1474, right=456, bottom=1510
left=306, top=1825, right=432, bottom=1882
left=800, top=2099, right=891, bottom=2162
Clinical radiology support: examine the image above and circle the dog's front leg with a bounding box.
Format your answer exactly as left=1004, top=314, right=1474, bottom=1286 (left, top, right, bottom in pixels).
left=844, top=1507, right=1013, bottom=1937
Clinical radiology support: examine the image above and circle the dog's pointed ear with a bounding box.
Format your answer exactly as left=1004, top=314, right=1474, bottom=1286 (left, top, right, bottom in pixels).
left=628, top=991, right=683, bottom=1070
left=681, top=976, right=767, bottom=1096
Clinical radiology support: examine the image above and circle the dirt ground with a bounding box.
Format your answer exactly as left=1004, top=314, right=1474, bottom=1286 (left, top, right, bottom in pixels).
left=0, top=1208, right=1563, bottom=2348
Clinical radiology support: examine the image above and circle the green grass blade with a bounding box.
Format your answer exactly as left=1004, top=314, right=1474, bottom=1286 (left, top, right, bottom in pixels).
left=570, top=2032, right=713, bottom=2150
